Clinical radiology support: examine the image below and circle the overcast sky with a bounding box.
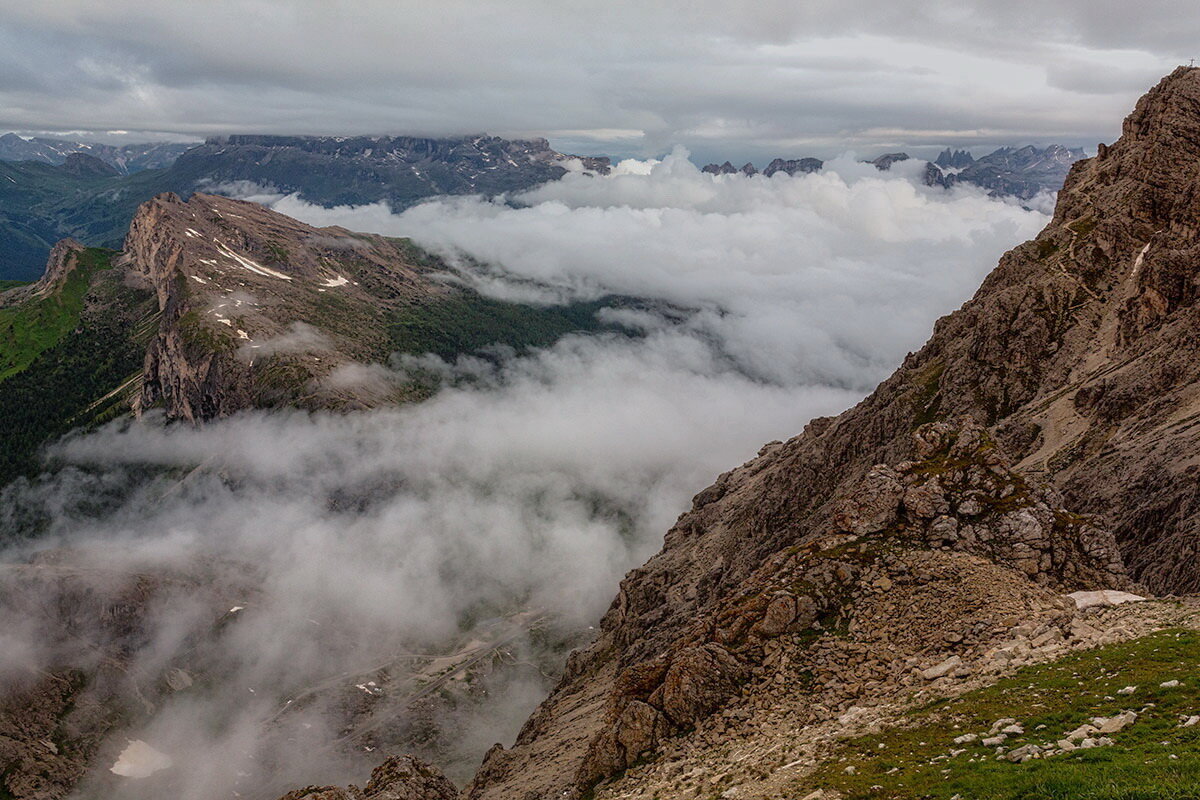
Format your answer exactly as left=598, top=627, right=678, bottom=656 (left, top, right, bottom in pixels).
left=0, top=0, right=1193, bottom=163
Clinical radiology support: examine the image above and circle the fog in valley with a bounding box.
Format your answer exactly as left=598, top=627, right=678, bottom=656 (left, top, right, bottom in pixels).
left=0, top=154, right=1048, bottom=798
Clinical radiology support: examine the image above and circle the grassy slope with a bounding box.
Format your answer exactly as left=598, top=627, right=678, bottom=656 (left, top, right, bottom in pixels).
left=388, top=291, right=617, bottom=360
left=0, top=161, right=173, bottom=280
left=806, top=629, right=1200, bottom=800
left=0, top=249, right=113, bottom=380
left=0, top=249, right=155, bottom=484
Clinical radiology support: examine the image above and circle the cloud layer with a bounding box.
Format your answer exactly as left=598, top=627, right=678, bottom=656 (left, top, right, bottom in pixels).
left=0, top=1, right=1186, bottom=160
left=0, top=157, right=1048, bottom=797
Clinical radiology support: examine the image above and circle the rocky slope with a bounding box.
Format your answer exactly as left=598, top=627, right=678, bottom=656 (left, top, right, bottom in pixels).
left=458, top=66, right=1200, bottom=799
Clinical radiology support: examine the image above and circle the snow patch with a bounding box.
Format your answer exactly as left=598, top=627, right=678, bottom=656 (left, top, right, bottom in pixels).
left=110, top=740, right=172, bottom=778
left=320, top=275, right=349, bottom=287
left=215, top=241, right=293, bottom=281
left=1068, top=590, right=1146, bottom=610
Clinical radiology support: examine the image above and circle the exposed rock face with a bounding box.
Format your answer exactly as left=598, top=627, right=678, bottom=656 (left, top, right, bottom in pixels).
left=935, top=148, right=974, bottom=169
left=466, top=67, right=1200, bottom=799
left=275, top=756, right=458, bottom=800
left=121, top=192, right=448, bottom=420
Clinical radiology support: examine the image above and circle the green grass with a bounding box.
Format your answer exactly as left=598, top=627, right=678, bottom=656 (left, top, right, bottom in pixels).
left=0, top=248, right=114, bottom=381
left=805, top=630, right=1200, bottom=800
left=0, top=252, right=155, bottom=485
left=388, top=290, right=622, bottom=360
left=0, top=279, right=30, bottom=292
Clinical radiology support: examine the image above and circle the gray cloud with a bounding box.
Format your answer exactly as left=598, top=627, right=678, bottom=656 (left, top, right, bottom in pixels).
left=0, top=1, right=1186, bottom=161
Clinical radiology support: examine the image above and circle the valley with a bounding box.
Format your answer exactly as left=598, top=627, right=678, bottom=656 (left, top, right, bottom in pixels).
left=2, top=14, right=1200, bottom=800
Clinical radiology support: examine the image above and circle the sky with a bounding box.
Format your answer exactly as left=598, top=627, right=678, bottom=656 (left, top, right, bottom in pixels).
left=0, top=0, right=1192, bottom=163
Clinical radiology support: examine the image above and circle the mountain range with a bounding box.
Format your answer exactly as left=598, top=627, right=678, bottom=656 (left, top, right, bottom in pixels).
left=4, top=68, right=1200, bottom=800
left=704, top=143, right=1086, bottom=200
left=0, top=133, right=192, bottom=173
left=0, top=135, right=610, bottom=281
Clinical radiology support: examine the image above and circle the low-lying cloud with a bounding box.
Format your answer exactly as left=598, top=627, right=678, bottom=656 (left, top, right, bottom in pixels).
left=0, top=153, right=1049, bottom=798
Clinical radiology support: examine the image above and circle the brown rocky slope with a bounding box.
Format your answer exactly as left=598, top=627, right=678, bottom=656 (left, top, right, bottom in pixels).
left=460, top=66, right=1200, bottom=799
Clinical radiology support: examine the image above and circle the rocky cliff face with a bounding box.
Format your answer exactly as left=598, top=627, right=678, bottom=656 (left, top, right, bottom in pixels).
left=463, top=66, right=1200, bottom=799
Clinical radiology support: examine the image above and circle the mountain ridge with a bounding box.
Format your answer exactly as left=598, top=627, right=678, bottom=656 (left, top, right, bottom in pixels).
left=0, top=133, right=610, bottom=281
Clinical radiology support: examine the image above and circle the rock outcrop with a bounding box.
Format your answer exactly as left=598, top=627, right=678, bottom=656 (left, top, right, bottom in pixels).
left=275, top=756, right=458, bottom=800
left=465, top=66, right=1200, bottom=799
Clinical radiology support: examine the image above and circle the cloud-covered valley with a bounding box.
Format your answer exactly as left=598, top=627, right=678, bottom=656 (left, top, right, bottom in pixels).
left=0, top=156, right=1049, bottom=798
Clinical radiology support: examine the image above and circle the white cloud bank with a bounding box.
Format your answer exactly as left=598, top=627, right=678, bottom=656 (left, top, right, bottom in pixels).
left=0, top=154, right=1048, bottom=797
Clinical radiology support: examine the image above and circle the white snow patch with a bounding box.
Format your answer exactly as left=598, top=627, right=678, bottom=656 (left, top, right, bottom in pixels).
left=217, top=318, right=232, bottom=327
left=185, top=228, right=201, bottom=239
left=1068, top=590, right=1146, bottom=610
left=1130, top=241, right=1151, bottom=278
left=110, top=740, right=172, bottom=778
left=215, top=241, right=293, bottom=280
left=320, top=275, right=349, bottom=287
left=229, top=606, right=244, bottom=613
left=237, top=330, right=250, bottom=340
left=190, top=275, right=208, bottom=285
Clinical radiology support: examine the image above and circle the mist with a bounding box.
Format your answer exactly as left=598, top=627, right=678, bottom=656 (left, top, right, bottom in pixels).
left=0, top=153, right=1049, bottom=798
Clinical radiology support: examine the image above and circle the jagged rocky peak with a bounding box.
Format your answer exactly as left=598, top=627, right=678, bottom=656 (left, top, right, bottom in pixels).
left=462, top=67, right=1200, bottom=799
left=121, top=191, right=449, bottom=421
left=762, top=156, right=824, bottom=176
left=935, top=147, right=974, bottom=168
left=701, top=160, right=755, bottom=175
